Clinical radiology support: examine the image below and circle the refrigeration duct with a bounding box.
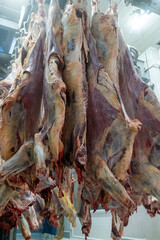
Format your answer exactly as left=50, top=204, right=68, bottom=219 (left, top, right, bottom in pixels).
left=124, top=0, right=160, bottom=15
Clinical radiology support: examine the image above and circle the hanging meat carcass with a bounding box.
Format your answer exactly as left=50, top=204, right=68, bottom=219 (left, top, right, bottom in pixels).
left=69, top=2, right=140, bottom=238
left=0, top=0, right=160, bottom=239
left=34, top=10, right=66, bottom=181
left=0, top=0, right=46, bottom=235
left=90, top=1, right=160, bottom=239
left=0, top=6, right=45, bottom=160
left=62, top=0, right=88, bottom=181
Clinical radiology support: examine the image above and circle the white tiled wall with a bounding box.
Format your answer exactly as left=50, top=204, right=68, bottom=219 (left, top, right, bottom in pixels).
left=139, top=47, right=160, bottom=101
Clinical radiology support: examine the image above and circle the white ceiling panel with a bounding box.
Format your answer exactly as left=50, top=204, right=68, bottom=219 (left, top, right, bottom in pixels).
left=117, top=1, right=160, bottom=54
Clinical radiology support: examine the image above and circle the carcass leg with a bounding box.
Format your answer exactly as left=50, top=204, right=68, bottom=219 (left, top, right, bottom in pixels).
left=0, top=141, right=34, bottom=183
left=0, top=183, right=17, bottom=217
left=111, top=211, right=124, bottom=240
left=23, top=206, right=39, bottom=230
left=53, top=187, right=76, bottom=227
left=131, top=162, right=160, bottom=201
left=77, top=185, right=91, bottom=239
left=18, top=215, right=32, bottom=240
left=91, top=154, right=135, bottom=209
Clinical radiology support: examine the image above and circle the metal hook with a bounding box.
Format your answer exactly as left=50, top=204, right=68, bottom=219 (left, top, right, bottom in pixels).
left=108, top=0, right=111, bottom=9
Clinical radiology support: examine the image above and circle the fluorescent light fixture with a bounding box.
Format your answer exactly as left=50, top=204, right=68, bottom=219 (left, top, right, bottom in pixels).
left=9, top=37, right=16, bottom=54
left=19, top=5, right=26, bottom=28
left=130, top=9, right=152, bottom=31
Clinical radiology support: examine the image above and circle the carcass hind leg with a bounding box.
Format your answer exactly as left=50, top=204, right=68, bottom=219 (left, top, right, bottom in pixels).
left=77, top=187, right=91, bottom=239
left=0, top=141, right=34, bottom=183
left=111, top=211, right=124, bottom=240
left=91, top=154, right=135, bottom=209
left=131, top=162, right=160, bottom=201
left=18, top=215, right=32, bottom=240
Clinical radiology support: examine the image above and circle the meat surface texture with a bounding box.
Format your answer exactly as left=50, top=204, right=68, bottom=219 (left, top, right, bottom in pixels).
left=90, top=1, right=160, bottom=239
left=62, top=1, right=88, bottom=180
left=0, top=0, right=160, bottom=240
left=34, top=26, right=66, bottom=181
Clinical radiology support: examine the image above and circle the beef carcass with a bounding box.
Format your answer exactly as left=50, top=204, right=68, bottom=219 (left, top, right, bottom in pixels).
left=0, top=32, right=44, bottom=161
left=91, top=1, right=160, bottom=238
left=75, top=23, right=139, bottom=240
left=0, top=0, right=46, bottom=232
left=0, top=0, right=45, bottom=160
left=90, top=1, right=142, bottom=183
left=118, top=28, right=160, bottom=200
left=47, top=0, right=63, bottom=49
left=62, top=0, right=88, bottom=180
left=91, top=1, right=119, bottom=89
left=86, top=31, right=140, bottom=208
left=89, top=3, right=140, bottom=238
left=34, top=0, right=65, bottom=183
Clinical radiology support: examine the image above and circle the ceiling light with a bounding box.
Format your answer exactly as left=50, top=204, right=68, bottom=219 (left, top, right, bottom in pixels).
left=19, top=5, right=26, bottom=28
left=130, top=9, right=151, bottom=31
